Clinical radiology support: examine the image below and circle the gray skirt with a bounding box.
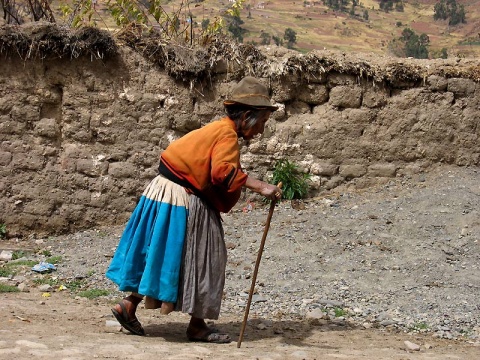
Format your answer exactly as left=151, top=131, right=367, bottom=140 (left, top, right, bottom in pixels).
left=175, top=195, right=227, bottom=320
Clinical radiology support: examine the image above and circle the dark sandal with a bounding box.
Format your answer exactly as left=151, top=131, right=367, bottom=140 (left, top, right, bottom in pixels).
left=111, top=301, right=145, bottom=336
left=187, top=331, right=231, bottom=344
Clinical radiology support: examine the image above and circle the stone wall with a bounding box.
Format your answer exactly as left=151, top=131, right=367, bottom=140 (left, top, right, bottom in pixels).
left=1, top=45, right=479, bottom=236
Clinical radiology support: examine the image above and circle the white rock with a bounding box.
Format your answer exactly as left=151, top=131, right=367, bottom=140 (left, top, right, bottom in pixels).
left=17, top=283, right=29, bottom=292
left=404, top=340, right=421, bottom=351
left=38, top=284, right=52, bottom=292
left=0, top=250, right=13, bottom=261
left=106, top=320, right=121, bottom=327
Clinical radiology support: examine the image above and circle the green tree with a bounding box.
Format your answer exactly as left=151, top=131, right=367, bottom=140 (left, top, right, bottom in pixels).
left=349, top=4, right=355, bottom=16
left=225, top=0, right=246, bottom=42
left=378, top=0, right=404, bottom=13
left=434, top=0, right=448, bottom=20
left=201, top=18, right=210, bottom=30
left=363, top=9, right=369, bottom=20
left=284, top=27, right=297, bottom=49
left=246, top=4, right=252, bottom=18
left=260, top=32, right=271, bottom=45
left=449, top=4, right=465, bottom=25
left=379, top=0, right=394, bottom=13
left=401, top=27, right=415, bottom=42
left=227, top=15, right=244, bottom=42
left=401, top=27, right=429, bottom=59
left=322, top=0, right=350, bottom=12
left=272, top=35, right=283, bottom=46
left=433, top=0, right=466, bottom=25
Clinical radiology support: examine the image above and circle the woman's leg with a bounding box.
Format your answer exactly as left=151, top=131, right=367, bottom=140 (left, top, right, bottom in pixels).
left=113, top=293, right=143, bottom=317
left=187, top=316, right=210, bottom=335
left=186, top=316, right=231, bottom=343
left=111, top=293, right=145, bottom=336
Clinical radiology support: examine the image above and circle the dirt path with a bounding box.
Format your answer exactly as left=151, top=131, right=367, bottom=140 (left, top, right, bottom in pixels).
left=1, top=164, right=479, bottom=359
left=1, top=291, right=479, bottom=360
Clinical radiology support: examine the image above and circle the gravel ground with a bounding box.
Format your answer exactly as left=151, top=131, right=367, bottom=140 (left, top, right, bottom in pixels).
left=1, top=164, right=479, bottom=344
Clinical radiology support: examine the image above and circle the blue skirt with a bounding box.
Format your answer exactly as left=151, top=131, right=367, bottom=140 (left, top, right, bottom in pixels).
left=106, top=175, right=190, bottom=303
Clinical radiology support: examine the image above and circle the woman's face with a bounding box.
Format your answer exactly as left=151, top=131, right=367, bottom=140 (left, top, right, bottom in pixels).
left=240, top=111, right=271, bottom=141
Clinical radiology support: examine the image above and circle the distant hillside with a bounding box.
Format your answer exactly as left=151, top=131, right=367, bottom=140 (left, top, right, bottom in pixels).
left=2, top=0, right=479, bottom=58
left=165, top=0, right=480, bottom=58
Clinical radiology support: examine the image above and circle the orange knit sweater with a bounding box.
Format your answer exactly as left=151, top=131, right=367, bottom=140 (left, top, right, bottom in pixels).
left=160, top=117, right=248, bottom=213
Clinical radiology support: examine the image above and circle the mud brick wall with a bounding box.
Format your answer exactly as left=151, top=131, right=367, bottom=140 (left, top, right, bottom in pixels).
left=1, top=46, right=479, bottom=236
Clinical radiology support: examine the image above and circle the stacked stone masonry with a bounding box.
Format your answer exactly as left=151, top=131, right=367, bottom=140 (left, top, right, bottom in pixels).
left=0, top=47, right=479, bottom=236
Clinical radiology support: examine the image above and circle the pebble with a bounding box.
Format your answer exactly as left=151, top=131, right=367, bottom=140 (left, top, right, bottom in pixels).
left=105, top=320, right=121, bottom=328
left=0, top=250, right=13, bottom=261
left=38, top=284, right=52, bottom=292
left=404, top=340, right=421, bottom=351
left=17, top=283, right=29, bottom=292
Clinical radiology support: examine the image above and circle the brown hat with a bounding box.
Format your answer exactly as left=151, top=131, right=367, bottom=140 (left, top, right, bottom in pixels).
left=224, top=76, right=278, bottom=111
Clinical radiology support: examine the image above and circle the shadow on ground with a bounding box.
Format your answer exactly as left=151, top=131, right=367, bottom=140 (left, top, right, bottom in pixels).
left=143, top=318, right=354, bottom=348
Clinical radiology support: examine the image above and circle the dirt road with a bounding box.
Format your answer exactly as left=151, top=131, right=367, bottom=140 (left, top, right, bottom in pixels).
left=1, top=164, right=479, bottom=359
left=1, top=291, right=479, bottom=360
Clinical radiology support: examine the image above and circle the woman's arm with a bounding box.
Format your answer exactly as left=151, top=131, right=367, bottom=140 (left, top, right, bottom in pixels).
left=244, top=176, right=282, bottom=200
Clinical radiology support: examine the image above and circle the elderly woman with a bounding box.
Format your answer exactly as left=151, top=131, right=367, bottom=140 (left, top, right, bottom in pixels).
left=106, top=76, right=282, bottom=343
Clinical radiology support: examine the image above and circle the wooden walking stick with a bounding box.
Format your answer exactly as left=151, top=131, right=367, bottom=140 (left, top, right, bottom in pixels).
left=237, top=183, right=282, bottom=348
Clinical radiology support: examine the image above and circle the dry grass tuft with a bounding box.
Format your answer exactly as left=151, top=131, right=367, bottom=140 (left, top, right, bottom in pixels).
left=1, top=22, right=479, bottom=84
left=0, top=22, right=117, bottom=60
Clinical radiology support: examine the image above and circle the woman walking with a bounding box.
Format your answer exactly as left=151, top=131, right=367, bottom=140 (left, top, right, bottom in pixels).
left=106, top=76, right=282, bottom=343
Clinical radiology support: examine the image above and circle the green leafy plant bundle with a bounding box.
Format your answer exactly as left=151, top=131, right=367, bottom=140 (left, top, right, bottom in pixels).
left=271, top=159, right=311, bottom=200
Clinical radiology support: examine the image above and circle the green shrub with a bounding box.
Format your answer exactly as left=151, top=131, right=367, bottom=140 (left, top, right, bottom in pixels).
left=0, top=267, right=16, bottom=277
left=7, top=260, right=37, bottom=267
left=46, top=256, right=62, bottom=264
left=33, top=278, right=60, bottom=287
left=409, top=321, right=429, bottom=331
left=77, top=289, right=110, bottom=299
left=41, top=250, right=52, bottom=257
left=0, top=284, right=20, bottom=293
left=12, top=251, right=28, bottom=260
left=0, top=223, right=6, bottom=239
left=271, top=159, right=311, bottom=200
left=67, top=279, right=86, bottom=292
left=334, top=307, right=348, bottom=317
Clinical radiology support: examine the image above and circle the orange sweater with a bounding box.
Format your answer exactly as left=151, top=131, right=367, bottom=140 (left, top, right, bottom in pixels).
left=160, top=117, right=248, bottom=213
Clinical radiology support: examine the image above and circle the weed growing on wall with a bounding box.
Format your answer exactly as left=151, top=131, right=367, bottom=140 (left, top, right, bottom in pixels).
left=271, top=159, right=311, bottom=200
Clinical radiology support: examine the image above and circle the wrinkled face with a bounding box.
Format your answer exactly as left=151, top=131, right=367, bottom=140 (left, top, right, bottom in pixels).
left=240, top=111, right=271, bottom=141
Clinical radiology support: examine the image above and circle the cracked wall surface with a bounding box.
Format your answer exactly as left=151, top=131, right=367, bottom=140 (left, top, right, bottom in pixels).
left=1, top=45, right=479, bottom=236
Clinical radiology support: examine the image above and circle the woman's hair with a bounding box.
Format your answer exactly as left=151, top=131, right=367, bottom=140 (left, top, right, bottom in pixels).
left=225, top=105, right=270, bottom=129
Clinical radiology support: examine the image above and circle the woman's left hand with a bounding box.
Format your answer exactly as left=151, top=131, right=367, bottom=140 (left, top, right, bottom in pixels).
left=245, top=177, right=283, bottom=201
left=259, top=183, right=282, bottom=201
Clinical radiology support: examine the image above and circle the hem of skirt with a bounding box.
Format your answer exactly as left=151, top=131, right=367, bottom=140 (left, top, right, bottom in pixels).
left=183, top=309, right=220, bottom=320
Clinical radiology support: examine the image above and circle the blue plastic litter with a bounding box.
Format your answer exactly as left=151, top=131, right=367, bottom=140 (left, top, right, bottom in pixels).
left=31, top=262, right=56, bottom=273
